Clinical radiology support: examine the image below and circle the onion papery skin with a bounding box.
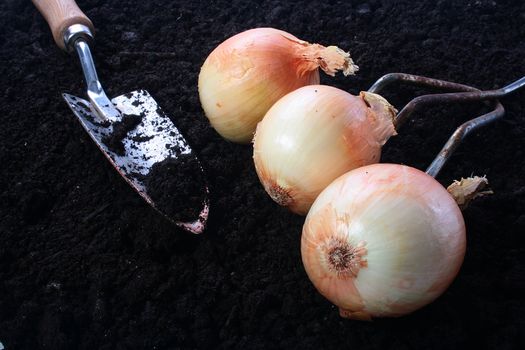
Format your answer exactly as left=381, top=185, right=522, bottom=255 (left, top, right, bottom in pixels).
left=253, top=85, right=396, bottom=215
left=301, top=164, right=466, bottom=320
left=198, top=28, right=357, bottom=143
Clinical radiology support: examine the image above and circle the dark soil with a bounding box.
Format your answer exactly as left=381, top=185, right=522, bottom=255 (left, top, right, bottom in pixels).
left=1, top=0, right=524, bottom=349
left=141, top=155, right=206, bottom=223
left=101, top=113, right=142, bottom=156
left=102, top=111, right=205, bottom=223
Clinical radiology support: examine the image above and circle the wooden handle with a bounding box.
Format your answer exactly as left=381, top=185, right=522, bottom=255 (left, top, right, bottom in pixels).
left=32, top=0, right=94, bottom=50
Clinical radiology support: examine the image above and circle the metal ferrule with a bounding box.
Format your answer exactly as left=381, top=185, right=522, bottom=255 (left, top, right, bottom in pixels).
left=63, top=24, right=94, bottom=53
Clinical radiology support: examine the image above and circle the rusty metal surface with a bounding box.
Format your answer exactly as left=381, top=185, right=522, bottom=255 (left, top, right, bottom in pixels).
left=426, top=102, right=505, bottom=177
left=367, top=73, right=523, bottom=177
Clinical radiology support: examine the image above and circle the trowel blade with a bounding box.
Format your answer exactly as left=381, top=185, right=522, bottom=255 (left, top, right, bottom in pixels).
left=62, top=90, right=208, bottom=234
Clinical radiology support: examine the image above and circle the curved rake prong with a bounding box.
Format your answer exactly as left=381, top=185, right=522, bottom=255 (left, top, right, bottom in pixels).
left=425, top=102, right=505, bottom=177
left=367, top=73, right=525, bottom=177
left=369, top=73, right=525, bottom=96
left=394, top=76, right=524, bottom=128
left=368, top=73, right=482, bottom=130
left=368, top=74, right=525, bottom=129
left=368, top=73, right=478, bottom=95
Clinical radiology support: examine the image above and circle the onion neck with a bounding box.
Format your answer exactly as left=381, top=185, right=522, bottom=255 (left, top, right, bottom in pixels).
left=446, top=176, right=492, bottom=210
left=360, top=91, right=398, bottom=146
left=284, top=35, right=359, bottom=77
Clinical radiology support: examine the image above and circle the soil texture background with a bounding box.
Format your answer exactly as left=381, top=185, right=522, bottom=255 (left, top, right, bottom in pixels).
left=1, top=0, right=525, bottom=349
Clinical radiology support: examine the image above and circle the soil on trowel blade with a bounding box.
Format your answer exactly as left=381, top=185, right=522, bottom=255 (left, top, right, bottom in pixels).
left=141, top=154, right=205, bottom=222
left=101, top=113, right=143, bottom=156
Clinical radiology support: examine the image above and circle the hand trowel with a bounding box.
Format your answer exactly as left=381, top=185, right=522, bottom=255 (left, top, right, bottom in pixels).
left=32, top=0, right=209, bottom=234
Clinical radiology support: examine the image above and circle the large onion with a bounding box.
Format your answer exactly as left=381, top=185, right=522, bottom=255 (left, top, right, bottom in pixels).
left=301, top=163, right=466, bottom=320
left=253, top=85, right=397, bottom=215
left=198, top=28, right=357, bottom=143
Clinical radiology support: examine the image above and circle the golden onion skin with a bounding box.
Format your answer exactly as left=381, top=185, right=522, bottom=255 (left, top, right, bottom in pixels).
left=301, top=164, right=466, bottom=320
left=253, top=85, right=396, bottom=215
left=198, top=28, right=357, bottom=143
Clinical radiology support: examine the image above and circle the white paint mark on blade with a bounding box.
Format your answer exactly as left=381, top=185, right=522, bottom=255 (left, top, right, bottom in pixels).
left=111, top=90, right=191, bottom=176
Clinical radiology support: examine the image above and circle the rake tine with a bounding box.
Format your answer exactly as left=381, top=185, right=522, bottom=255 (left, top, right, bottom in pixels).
left=425, top=102, right=505, bottom=177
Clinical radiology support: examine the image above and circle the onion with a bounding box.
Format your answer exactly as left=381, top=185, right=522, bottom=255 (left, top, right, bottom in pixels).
left=301, top=164, right=467, bottom=320
left=198, top=28, right=358, bottom=143
left=253, top=85, right=397, bottom=215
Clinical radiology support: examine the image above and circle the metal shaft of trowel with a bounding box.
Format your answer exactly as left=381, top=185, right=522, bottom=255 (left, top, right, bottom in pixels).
left=65, top=24, right=120, bottom=121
